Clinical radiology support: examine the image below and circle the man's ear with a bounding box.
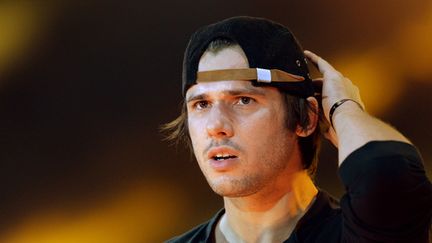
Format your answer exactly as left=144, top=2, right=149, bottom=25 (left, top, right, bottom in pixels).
left=296, top=97, right=319, bottom=137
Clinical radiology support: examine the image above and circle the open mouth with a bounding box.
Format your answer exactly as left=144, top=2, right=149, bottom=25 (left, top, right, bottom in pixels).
left=213, top=154, right=237, bottom=161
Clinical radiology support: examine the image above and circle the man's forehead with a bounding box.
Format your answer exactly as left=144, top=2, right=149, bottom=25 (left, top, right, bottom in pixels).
left=198, top=45, right=249, bottom=72
left=185, top=80, right=269, bottom=101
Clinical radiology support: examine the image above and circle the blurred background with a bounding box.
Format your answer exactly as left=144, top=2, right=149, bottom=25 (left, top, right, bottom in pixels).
left=0, top=1, right=431, bottom=242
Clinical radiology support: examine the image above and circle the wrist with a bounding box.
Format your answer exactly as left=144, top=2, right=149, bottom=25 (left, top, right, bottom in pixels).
left=329, top=99, right=364, bottom=127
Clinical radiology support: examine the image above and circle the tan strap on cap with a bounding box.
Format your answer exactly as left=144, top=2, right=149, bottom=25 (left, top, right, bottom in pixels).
left=196, top=68, right=305, bottom=83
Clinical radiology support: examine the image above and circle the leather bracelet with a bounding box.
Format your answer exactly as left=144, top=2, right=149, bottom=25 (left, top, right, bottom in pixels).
left=329, top=99, right=363, bottom=127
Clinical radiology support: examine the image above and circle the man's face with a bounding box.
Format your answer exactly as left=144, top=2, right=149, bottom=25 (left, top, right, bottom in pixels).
left=186, top=46, right=300, bottom=197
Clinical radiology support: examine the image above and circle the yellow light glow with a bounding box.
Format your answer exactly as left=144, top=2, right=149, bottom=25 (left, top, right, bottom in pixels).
left=334, top=50, right=405, bottom=115
left=333, top=3, right=432, bottom=114
left=0, top=181, right=187, bottom=243
left=0, top=2, right=45, bottom=77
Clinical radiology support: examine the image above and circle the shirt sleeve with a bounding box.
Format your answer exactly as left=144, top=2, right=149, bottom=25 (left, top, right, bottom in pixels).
left=338, top=141, right=432, bottom=242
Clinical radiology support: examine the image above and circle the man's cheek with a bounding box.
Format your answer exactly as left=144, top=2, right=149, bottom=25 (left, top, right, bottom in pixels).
left=189, top=136, right=202, bottom=161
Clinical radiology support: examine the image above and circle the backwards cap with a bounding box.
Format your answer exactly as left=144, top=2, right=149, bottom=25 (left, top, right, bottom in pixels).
left=182, top=16, right=314, bottom=97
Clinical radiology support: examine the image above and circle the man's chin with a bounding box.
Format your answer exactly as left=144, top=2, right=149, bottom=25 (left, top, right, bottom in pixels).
left=208, top=178, right=260, bottom=198
left=212, top=188, right=253, bottom=198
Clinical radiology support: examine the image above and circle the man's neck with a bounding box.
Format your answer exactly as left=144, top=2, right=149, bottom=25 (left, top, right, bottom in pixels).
left=216, top=171, right=318, bottom=243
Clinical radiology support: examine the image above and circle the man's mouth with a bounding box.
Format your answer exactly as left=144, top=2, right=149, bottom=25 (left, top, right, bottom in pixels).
left=207, top=148, right=239, bottom=170
left=212, top=153, right=237, bottom=161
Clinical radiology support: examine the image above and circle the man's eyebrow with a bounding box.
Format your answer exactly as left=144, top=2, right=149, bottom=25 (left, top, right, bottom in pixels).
left=186, top=94, right=208, bottom=103
left=226, top=88, right=266, bottom=96
left=186, top=87, right=266, bottom=103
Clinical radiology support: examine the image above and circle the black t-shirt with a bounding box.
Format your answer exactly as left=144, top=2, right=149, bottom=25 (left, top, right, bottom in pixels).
left=167, top=141, right=432, bottom=242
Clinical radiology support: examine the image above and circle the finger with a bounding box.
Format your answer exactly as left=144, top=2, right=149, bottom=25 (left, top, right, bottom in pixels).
left=304, top=50, right=337, bottom=76
left=304, top=50, right=320, bottom=70
left=312, top=77, right=324, bottom=83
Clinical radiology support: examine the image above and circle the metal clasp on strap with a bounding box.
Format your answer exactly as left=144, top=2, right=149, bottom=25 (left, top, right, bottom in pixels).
left=256, top=68, right=271, bottom=83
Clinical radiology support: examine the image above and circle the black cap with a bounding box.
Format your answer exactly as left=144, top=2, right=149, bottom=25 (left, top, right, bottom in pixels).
left=182, top=16, right=314, bottom=97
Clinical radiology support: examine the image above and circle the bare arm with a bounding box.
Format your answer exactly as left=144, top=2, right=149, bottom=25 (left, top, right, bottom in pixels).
left=304, top=50, right=411, bottom=165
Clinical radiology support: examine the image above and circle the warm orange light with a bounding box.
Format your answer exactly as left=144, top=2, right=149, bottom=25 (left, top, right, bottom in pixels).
left=0, top=180, right=187, bottom=243
left=0, top=2, right=47, bottom=78
left=332, top=4, right=432, bottom=115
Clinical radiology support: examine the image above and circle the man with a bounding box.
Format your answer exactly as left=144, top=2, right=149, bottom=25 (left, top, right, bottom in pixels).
left=164, top=16, right=432, bottom=242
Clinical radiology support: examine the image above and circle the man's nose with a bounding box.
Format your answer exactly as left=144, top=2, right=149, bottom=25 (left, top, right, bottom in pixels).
left=206, top=104, right=234, bottom=139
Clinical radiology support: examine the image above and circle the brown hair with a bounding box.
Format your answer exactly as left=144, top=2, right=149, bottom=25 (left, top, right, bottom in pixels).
left=162, top=38, right=323, bottom=177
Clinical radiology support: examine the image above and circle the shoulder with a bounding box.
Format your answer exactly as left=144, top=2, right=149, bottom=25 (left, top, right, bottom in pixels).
left=294, top=190, right=343, bottom=242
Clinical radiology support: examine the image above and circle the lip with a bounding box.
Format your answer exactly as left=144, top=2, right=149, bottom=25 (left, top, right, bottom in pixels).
left=207, top=146, right=239, bottom=160
left=206, top=146, right=239, bottom=171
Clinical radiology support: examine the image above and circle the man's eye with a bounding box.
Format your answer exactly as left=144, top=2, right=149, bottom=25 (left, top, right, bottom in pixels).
left=194, top=101, right=210, bottom=109
left=237, top=97, right=254, bottom=105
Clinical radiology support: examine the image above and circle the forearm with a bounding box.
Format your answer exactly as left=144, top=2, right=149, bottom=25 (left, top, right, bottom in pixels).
left=333, top=101, right=411, bottom=165
left=304, top=50, right=431, bottom=241
left=303, top=50, right=413, bottom=165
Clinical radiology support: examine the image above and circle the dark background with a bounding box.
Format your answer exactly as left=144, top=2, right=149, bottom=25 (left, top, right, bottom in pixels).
left=0, top=1, right=431, bottom=242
